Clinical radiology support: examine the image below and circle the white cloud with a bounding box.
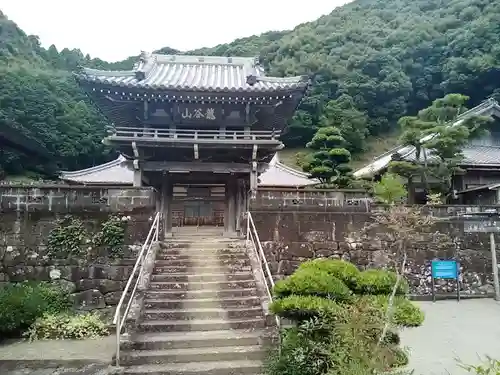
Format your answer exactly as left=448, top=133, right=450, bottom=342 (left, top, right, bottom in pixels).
left=1, top=0, right=351, bottom=61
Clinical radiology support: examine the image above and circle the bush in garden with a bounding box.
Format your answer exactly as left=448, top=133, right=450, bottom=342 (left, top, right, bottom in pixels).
left=297, top=259, right=360, bottom=288
left=357, top=295, right=424, bottom=327
left=266, top=305, right=405, bottom=375
left=267, top=259, right=421, bottom=375
left=25, top=312, right=109, bottom=341
left=273, top=268, right=353, bottom=302
left=0, top=282, right=72, bottom=336
left=353, top=268, right=409, bottom=295
left=269, top=295, right=344, bottom=321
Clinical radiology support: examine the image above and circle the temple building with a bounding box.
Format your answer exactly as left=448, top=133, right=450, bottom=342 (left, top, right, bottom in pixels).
left=72, top=52, right=310, bottom=235
left=354, top=98, right=500, bottom=204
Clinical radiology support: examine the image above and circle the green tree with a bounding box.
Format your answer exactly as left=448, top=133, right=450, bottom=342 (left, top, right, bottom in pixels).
left=302, top=127, right=352, bottom=187
left=391, top=94, right=491, bottom=198
left=372, top=173, right=407, bottom=204
left=319, top=94, right=369, bottom=154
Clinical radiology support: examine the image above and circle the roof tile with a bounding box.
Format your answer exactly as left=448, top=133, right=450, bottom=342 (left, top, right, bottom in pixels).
left=77, top=53, right=309, bottom=93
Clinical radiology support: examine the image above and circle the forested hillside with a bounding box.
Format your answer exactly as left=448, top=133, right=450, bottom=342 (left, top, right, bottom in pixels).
left=1, top=0, right=499, bottom=178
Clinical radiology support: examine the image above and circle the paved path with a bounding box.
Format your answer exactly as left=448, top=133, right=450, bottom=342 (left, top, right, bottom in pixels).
left=401, top=299, right=500, bottom=375
left=0, top=336, right=116, bottom=375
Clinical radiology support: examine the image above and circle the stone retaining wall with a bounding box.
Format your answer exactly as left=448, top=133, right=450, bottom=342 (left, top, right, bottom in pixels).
left=250, top=206, right=496, bottom=297
left=0, top=185, right=157, bottom=310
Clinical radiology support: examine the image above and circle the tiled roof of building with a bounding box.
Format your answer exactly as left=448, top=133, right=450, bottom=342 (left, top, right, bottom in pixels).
left=354, top=98, right=500, bottom=178
left=77, top=53, right=309, bottom=93
left=258, top=154, right=318, bottom=187
left=60, top=154, right=318, bottom=187
left=401, top=144, right=500, bottom=167
left=60, top=155, right=133, bottom=185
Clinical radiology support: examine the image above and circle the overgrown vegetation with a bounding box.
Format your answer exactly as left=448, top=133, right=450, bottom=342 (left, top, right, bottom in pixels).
left=0, top=282, right=71, bottom=336
left=25, top=312, right=109, bottom=341
left=2, top=0, right=500, bottom=176
left=47, top=215, right=129, bottom=259
left=266, top=259, right=420, bottom=375
left=0, top=281, right=109, bottom=340
left=459, top=357, right=500, bottom=375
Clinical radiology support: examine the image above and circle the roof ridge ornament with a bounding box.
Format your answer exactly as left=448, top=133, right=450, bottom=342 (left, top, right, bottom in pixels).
left=135, top=51, right=151, bottom=81
left=246, top=74, right=258, bottom=86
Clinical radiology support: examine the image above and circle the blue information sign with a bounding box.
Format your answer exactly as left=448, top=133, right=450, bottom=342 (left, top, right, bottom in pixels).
left=431, top=260, right=458, bottom=279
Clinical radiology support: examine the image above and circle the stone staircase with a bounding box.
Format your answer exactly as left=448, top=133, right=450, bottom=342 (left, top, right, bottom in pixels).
left=121, top=228, right=271, bottom=375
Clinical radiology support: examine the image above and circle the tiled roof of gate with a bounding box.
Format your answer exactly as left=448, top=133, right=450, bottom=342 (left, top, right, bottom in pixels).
left=77, top=53, right=309, bottom=93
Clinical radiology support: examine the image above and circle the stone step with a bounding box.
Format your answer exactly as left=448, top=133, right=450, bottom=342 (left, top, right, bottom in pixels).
left=149, top=280, right=257, bottom=291
left=139, top=317, right=266, bottom=332
left=144, top=296, right=261, bottom=309
left=143, top=306, right=264, bottom=320
left=156, top=253, right=250, bottom=262
left=151, top=272, right=254, bottom=283
left=123, top=360, right=262, bottom=375
left=146, top=288, right=258, bottom=299
left=122, top=345, right=266, bottom=365
left=158, top=248, right=246, bottom=256
left=153, top=264, right=252, bottom=273
left=131, top=330, right=268, bottom=350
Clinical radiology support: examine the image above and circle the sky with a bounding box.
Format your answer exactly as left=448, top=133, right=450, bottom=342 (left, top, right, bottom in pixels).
left=2, top=0, right=352, bottom=62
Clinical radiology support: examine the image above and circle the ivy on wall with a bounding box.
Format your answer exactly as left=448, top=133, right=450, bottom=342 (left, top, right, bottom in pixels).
left=47, top=215, right=129, bottom=259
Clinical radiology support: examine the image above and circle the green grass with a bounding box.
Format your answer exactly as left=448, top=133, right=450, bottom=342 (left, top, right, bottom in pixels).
left=278, top=131, right=401, bottom=172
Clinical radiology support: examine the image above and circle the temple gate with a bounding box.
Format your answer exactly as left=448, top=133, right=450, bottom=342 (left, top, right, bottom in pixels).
left=75, top=53, right=309, bottom=236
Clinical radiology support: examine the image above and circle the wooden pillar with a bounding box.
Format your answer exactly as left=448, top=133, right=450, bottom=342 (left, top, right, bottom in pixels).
left=162, top=178, right=173, bottom=238
left=133, top=168, right=143, bottom=187
left=235, top=179, right=244, bottom=233
left=224, top=177, right=237, bottom=237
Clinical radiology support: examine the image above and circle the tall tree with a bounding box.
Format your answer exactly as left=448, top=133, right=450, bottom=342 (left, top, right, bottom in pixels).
left=302, top=127, right=352, bottom=187
left=319, top=94, right=369, bottom=154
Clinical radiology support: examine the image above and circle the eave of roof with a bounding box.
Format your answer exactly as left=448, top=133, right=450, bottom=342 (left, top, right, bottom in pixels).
left=354, top=98, right=500, bottom=178
left=75, top=52, right=309, bottom=94
left=59, top=155, right=134, bottom=185
left=59, top=153, right=318, bottom=188
left=457, top=182, right=500, bottom=194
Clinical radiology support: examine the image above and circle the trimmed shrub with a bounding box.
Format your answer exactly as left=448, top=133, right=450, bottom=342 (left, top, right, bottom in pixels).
left=270, top=295, right=345, bottom=321
left=392, top=298, right=425, bottom=327
left=297, top=259, right=360, bottom=287
left=25, top=312, right=109, bottom=341
left=0, top=282, right=72, bottom=336
left=358, top=295, right=424, bottom=327
left=353, top=269, right=409, bottom=295
left=273, top=268, right=353, bottom=302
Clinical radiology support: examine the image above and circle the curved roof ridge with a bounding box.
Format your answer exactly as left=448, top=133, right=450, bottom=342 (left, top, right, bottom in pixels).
left=276, top=161, right=311, bottom=178
left=60, top=155, right=126, bottom=177
left=81, top=67, right=135, bottom=77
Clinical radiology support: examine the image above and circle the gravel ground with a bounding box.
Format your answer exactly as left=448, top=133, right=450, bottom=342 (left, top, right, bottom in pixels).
left=401, top=299, right=500, bottom=375
left=0, top=336, right=116, bottom=375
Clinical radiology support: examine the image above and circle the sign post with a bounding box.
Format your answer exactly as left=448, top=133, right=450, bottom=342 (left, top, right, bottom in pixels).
left=431, top=260, right=460, bottom=302
left=462, top=209, right=500, bottom=301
